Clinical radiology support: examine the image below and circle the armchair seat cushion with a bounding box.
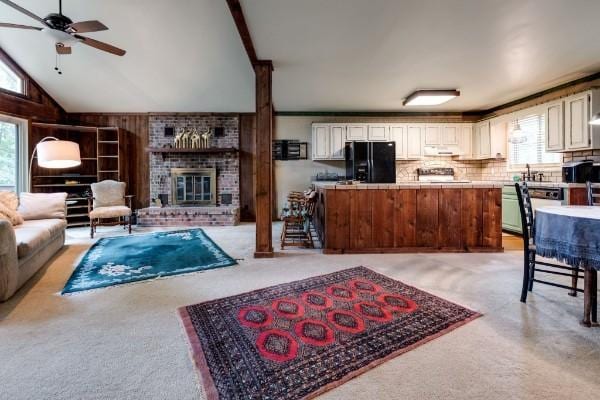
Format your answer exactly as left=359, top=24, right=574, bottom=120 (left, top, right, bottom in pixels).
left=14, top=219, right=67, bottom=259
left=89, top=206, right=131, bottom=219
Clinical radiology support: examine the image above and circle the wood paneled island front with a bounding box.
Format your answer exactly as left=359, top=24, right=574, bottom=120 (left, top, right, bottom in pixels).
left=313, top=183, right=503, bottom=254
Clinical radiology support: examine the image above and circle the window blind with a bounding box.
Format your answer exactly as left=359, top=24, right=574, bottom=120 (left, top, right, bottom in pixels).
left=508, top=113, right=561, bottom=166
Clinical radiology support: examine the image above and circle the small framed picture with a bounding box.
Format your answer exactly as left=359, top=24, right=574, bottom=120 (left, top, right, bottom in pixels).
left=164, top=126, right=174, bottom=137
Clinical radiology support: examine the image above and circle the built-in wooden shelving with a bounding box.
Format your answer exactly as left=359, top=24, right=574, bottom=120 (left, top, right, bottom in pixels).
left=30, top=122, right=129, bottom=227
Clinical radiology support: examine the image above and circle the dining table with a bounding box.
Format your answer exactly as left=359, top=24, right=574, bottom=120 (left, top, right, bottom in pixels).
left=535, top=205, right=599, bottom=326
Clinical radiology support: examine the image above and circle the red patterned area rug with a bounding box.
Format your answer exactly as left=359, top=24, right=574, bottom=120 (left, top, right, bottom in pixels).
left=178, top=266, right=481, bottom=400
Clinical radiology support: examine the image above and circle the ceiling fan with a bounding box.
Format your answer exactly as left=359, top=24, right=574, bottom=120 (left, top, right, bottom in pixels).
left=0, top=0, right=126, bottom=57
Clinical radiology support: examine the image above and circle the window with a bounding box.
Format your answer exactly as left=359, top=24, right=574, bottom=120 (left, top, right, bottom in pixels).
left=0, top=120, right=18, bottom=191
left=0, top=58, right=24, bottom=94
left=508, top=113, right=561, bottom=167
left=0, top=116, right=27, bottom=192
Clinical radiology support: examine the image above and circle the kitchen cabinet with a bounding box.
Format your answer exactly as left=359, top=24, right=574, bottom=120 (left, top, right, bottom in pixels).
left=329, top=125, right=346, bottom=159
left=389, top=124, right=407, bottom=159
left=502, top=185, right=522, bottom=234
left=474, top=121, right=491, bottom=159
left=367, top=124, right=389, bottom=141
left=312, top=124, right=330, bottom=160
left=406, top=125, right=424, bottom=159
left=346, top=124, right=368, bottom=141
left=424, top=125, right=442, bottom=145
left=457, top=124, right=473, bottom=159
left=442, top=125, right=460, bottom=145
left=490, top=119, right=507, bottom=158
left=565, top=92, right=590, bottom=150
left=545, top=101, right=564, bottom=152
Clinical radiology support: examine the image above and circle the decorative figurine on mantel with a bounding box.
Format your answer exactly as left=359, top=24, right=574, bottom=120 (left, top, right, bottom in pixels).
left=173, top=127, right=213, bottom=149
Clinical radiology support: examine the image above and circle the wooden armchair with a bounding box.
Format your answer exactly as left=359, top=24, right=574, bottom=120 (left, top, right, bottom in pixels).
left=88, top=180, right=134, bottom=238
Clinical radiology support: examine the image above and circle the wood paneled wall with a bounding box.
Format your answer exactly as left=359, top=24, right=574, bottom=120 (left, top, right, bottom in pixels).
left=0, top=47, right=64, bottom=122
left=67, top=113, right=149, bottom=209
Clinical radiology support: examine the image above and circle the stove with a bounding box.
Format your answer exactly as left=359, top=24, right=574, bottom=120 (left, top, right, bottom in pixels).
left=417, top=168, right=466, bottom=182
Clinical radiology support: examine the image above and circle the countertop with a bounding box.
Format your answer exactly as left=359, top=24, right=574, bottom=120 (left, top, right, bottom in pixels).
left=311, top=181, right=596, bottom=189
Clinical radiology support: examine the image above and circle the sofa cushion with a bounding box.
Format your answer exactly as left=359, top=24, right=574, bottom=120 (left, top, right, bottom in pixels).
left=14, top=219, right=67, bottom=259
left=18, top=192, right=67, bottom=220
left=89, top=205, right=131, bottom=219
left=0, top=201, right=23, bottom=226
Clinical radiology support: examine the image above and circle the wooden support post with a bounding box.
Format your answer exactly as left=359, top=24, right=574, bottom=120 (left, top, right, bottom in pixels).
left=254, top=60, right=274, bottom=258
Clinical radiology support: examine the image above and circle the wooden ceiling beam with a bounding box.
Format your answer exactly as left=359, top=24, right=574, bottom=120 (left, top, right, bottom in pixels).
left=225, top=0, right=258, bottom=65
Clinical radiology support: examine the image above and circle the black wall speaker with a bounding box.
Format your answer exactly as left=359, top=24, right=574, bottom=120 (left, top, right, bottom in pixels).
left=213, top=127, right=224, bottom=137
left=164, top=127, right=174, bottom=137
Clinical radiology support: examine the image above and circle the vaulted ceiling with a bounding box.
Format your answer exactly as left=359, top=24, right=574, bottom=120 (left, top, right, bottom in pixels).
left=0, top=0, right=255, bottom=112
left=2, top=1, right=600, bottom=113
left=240, top=0, right=600, bottom=112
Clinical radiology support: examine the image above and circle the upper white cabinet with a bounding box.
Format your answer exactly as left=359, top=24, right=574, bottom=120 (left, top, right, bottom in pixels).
left=346, top=124, right=368, bottom=141
left=389, top=124, right=407, bottom=159
left=424, top=125, right=442, bottom=145
left=474, top=121, right=491, bottom=159
left=545, top=101, right=564, bottom=152
left=312, top=124, right=330, bottom=160
left=367, top=124, right=389, bottom=141
left=442, top=125, right=460, bottom=145
left=490, top=119, right=507, bottom=159
left=406, top=125, right=424, bottom=159
left=565, top=92, right=590, bottom=150
left=457, top=124, right=473, bottom=159
left=329, top=125, right=346, bottom=159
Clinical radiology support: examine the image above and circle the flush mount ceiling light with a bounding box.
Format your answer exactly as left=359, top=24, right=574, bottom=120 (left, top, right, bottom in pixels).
left=403, top=90, right=460, bottom=106
left=589, top=112, right=600, bottom=125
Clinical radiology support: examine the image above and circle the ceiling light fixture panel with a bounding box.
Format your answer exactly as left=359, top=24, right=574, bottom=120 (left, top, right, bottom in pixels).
left=403, top=90, right=460, bottom=106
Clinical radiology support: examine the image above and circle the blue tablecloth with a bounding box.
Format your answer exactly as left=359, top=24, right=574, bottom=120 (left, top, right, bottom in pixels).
left=535, top=206, right=600, bottom=271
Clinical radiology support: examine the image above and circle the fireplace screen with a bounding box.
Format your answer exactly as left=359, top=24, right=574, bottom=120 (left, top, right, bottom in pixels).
left=171, top=168, right=216, bottom=206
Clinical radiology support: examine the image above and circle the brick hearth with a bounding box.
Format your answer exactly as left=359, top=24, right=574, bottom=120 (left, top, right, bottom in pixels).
left=137, top=206, right=240, bottom=226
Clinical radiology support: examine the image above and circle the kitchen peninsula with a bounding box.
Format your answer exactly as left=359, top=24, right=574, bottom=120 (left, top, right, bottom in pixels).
left=313, top=182, right=503, bottom=254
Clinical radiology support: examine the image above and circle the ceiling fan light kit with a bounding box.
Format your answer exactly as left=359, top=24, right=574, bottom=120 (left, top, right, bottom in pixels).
left=403, top=89, right=460, bottom=106
left=0, top=0, right=126, bottom=74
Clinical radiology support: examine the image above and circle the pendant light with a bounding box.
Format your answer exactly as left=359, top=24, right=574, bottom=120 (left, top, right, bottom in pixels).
left=509, top=118, right=527, bottom=144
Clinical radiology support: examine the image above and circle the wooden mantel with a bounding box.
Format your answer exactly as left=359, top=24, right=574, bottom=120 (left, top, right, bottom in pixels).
left=145, top=147, right=239, bottom=154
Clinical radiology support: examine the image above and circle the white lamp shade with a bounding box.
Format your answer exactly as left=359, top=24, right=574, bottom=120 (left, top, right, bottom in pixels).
left=37, top=140, right=81, bottom=169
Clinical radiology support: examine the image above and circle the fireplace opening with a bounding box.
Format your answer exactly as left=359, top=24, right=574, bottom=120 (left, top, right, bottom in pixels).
left=170, top=168, right=216, bottom=206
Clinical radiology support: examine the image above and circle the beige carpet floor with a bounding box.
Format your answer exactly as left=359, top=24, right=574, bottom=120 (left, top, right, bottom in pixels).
left=1, top=223, right=599, bottom=400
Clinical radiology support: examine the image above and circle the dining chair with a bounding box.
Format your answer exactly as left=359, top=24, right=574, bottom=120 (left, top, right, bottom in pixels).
left=587, top=181, right=600, bottom=206
left=515, top=182, right=584, bottom=303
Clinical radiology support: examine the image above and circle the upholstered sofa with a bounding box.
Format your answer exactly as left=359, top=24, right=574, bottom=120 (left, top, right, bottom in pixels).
left=0, top=193, right=67, bottom=302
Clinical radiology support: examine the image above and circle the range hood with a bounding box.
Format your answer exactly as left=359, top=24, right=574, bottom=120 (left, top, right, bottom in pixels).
left=423, top=145, right=462, bottom=156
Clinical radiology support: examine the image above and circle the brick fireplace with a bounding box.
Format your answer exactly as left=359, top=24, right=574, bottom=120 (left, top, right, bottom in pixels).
left=137, top=114, right=240, bottom=226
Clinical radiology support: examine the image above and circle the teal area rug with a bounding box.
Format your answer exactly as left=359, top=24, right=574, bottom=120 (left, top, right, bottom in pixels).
left=62, top=229, right=237, bottom=295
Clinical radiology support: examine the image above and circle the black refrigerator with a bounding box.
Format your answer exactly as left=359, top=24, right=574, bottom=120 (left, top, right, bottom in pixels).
left=345, top=141, right=396, bottom=183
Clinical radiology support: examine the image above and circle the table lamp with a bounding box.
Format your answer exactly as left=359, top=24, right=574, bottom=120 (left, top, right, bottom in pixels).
left=29, top=137, right=81, bottom=191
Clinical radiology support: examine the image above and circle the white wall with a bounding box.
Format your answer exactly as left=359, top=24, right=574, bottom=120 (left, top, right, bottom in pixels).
left=274, top=116, right=344, bottom=215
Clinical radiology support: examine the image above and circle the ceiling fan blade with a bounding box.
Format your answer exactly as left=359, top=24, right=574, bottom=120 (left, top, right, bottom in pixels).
left=56, top=43, right=71, bottom=55
left=0, top=0, right=46, bottom=24
left=67, top=20, right=108, bottom=33
left=74, top=34, right=126, bottom=56
left=0, top=22, right=42, bottom=30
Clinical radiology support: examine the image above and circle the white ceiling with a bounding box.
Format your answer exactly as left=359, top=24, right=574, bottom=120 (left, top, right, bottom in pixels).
left=0, top=0, right=255, bottom=112
left=2, top=1, right=600, bottom=113
left=241, top=0, right=600, bottom=112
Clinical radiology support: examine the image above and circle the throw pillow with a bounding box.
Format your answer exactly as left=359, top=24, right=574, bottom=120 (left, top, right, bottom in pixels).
left=0, top=201, right=24, bottom=226
left=0, top=191, right=19, bottom=211
left=18, top=192, right=68, bottom=220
